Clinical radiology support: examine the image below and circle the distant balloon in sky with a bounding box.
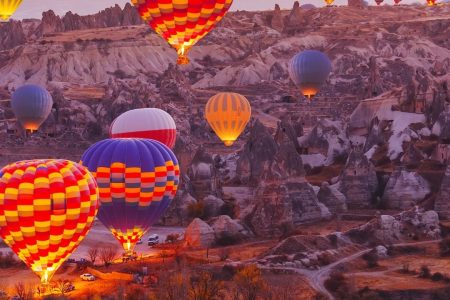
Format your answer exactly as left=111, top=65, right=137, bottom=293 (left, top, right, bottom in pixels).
left=11, top=84, right=53, bottom=131
left=0, top=159, right=99, bottom=284
left=324, top=0, right=334, bottom=6
left=81, top=138, right=180, bottom=252
left=110, top=108, right=177, bottom=149
left=375, top=0, right=384, bottom=5
left=131, top=0, right=233, bottom=65
left=0, top=0, right=23, bottom=21
left=288, top=50, right=332, bottom=102
left=426, top=0, right=436, bottom=5
left=394, top=0, right=401, bottom=4
left=205, top=92, right=251, bottom=147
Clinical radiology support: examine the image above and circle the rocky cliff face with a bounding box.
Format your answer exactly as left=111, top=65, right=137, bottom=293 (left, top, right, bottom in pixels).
left=435, top=165, right=450, bottom=220
left=0, top=21, right=26, bottom=51
left=382, top=167, right=431, bottom=210
left=339, top=149, right=378, bottom=208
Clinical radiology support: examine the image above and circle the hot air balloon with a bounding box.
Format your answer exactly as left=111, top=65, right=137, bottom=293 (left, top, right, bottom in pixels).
left=324, top=0, right=334, bottom=6
left=394, top=0, right=401, bottom=4
left=0, top=0, right=22, bottom=21
left=80, top=139, right=180, bottom=252
left=11, top=84, right=53, bottom=131
left=0, top=159, right=99, bottom=284
left=131, top=0, right=233, bottom=65
left=375, top=0, right=384, bottom=5
left=110, top=108, right=177, bottom=149
left=288, top=50, right=332, bottom=102
left=205, top=92, right=251, bottom=147
left=426, top=0, right=436, bottom=5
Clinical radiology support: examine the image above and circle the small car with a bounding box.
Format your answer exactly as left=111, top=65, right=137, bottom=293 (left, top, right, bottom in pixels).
left=136, top=238, right=143, bottom=245
left=147, top=234, right=160, bottom=246
left=80, top=273, right=96, bottom=281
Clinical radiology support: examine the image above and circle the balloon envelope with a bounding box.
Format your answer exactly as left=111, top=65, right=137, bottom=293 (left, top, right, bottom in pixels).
left=110, top=108, right=177, bottom=149
left=288, top=50, right=332, bottom=101
left=0, top=0, right=22, bottom=21
left=11, top=84, right=53, bottom=131
left=80, top=139, right=180, bottom=251
left=0, top=159, right=99, bottom=283
left=131, top=0, right=233, bottom=64
left=205, top=92, right=251, bottom=146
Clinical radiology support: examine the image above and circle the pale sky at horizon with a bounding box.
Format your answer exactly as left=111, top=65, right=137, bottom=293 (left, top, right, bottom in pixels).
left=12, top=0, right=423, bottom=20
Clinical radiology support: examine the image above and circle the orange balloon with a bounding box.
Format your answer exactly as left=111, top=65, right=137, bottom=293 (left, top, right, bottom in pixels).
left=205, top=93, right=251, bottom=146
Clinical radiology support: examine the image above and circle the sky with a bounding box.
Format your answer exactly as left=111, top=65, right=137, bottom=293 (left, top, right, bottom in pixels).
left=13, top=0, right=420, bottom=20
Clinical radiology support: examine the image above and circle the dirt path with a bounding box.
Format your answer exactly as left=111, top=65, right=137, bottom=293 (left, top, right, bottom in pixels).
left=263, top=239, right=442, bottom=300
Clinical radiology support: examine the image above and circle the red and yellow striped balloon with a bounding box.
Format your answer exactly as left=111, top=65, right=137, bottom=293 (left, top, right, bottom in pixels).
left=131, top=0, right=233, bottom=64
left=0, top=160, right=99, bottom=284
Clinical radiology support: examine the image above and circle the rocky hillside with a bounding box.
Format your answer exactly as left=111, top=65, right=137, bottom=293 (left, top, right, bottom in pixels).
left=0, top=2, right=449, bottom=232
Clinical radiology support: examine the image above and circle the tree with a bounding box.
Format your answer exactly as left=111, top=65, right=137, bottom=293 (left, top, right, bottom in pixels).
left=100, top=246, right=118, bottom=267
left=156, top=272, right=188, bottom=300
left=233, top=265, right=267, bottom=300
left=188, top=271, right=224, bottom=300
left=88, top=247, right=99, bottom=265
left=14, top=282, right=33, bottom=300
left=362, top=249, right=379, bottom=268
left=52, top=279, right=74, bottom=296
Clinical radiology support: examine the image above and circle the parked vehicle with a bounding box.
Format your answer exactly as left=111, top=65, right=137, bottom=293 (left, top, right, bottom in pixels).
left=147, top=234, right=160, bottom=246
left=136, top=238, right=143, bottom=245
left=80, top=273, right=96, bottom=281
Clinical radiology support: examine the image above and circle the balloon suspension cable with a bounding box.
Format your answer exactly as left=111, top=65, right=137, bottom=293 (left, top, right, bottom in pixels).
left=176, top=45, right=190, bottom=65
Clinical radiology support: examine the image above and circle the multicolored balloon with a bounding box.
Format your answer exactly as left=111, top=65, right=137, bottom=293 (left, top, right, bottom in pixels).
left=131, top=0, right=233, bottom=64
left=0, top=0, right=22, bottom=21
left=11, top=84, right=53, bottom=131
left=0, top=159, right=99, bottom=284
left=80, top=139, right=180, bottom=252
left=110, top=108, right=177, bottom=149
left=205, top=92, right=251, bottom=147
left=288, top=50, right=332, bottom=102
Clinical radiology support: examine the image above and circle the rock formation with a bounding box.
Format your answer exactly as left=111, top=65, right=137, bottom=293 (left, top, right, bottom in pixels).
left=236, top=120, right=278, bottom=185
left=284, top=1, right=304, bottom=34
left=270, top=4, right=284, bottom=33
left=158, top=63, right=195, bottom=106
left=210, top=215, right=250, bottom=241
left=184, top=218, right=215, bottom=248
left=435, top=165, right=450, bottom=220
left=382, top=167, right=430, bottom=210
left=346, top=209, right=441, bottom=244
left=203, top=195, right=225, bottom=218
left=187, top=147, right=219, bottom=200
left=339, top=148, right=378, bottom=208
left=0, top=21, right=26, bottom=51
left=317, top=182, right=347, bottom=215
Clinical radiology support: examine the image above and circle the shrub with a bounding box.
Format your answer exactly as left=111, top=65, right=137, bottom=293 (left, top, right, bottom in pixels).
left=233, top=265, right=267, bottom=300
left=362, top=250, right=379, bottom=268
left=218, top=248, right=230, bottom=261
left=419, top=265, right=431, bottom=278
left=166, top=233, right=181, bottom=244
left=187, top=202, right=204, bottom=219
left=325, top=272, right=346, bottom=293
left=431, top=272, right=444, bottom=282
left=439, top=239, right=450, bottom=257
left=215, top=232, right=241, bottom=246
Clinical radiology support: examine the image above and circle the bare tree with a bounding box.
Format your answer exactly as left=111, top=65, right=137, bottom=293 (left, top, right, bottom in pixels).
left=14, top=282, right=33, bottom=300
left=156, top=272, right=188, bottom=300
left=188, top=271, right=224, bottom=300
left=88, top=247, right=99, bottom=265
left=52, top=279, right=73, bottom=296
left=233, top=265, right=267, bottom=300
left=100, top=246, right=118, bottom=267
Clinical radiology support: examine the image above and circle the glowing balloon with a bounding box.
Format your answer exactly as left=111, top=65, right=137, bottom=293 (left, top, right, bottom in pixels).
left=205, top=92, right=251, bottom=147
left=131, top=0, right=233, bottom=65
left=11, top=84, right=53, bottom=131
left=426, top=0, right=436, bottom=5
left=0, top=159, right=99, bottom=284
left=80, top=139, right=180, bottom=252
left=110, top=108, right=177, bottom=149
left=288, top=50, right=332, bottom=102
left=0, top=0, right=22, bottom=21
left=324, top=0, right=334, bottom=5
